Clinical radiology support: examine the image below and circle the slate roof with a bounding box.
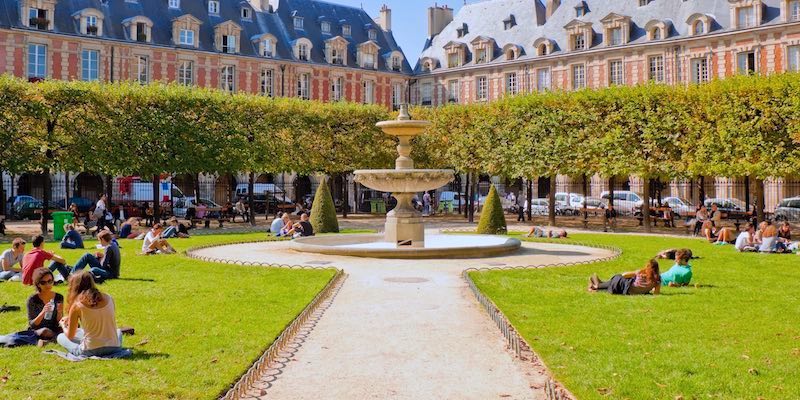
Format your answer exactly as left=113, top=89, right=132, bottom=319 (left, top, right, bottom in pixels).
left=0, top=0, right=411, bottom=74
left=416, top=0, right=789, bottom=73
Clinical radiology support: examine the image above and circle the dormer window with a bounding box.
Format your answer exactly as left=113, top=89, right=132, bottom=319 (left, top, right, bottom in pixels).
left=294, top=17, right=304, bottom=29
left=391, top=55, right=402, bottom=71
left=325, top=36, right=348, bottom=65
left=448, top=53, right=459, bottom=67
left=214, top=21, right=242, bottom=53
left=28, top=7, right=50, bottom=30
left=297, top=41, right=310, bottom=61
left=180, top=29, right=195, bottom=45
left=208, top=1, right=220, bottom=15
left=331, top=48, right=343, bottom=64
left=503, top=44, right=521, bottom=60
left=533, top=38, right=553, bottom=56
left=262, top=39, right=273, bottom=57
left=601, top=13, right=631, bottom=46
left=576, top=5, right=586, bottom=17
left=503, top=15, right=516, bottom=30
left=86, top=16, right=98, bottom=35
left=608, top=27, right=622, bottom=45
left=731, top=1, right=763, bottom=28
left=687, top=14, right=712, bottom=35
left=645, top=19, right=668, bottom=41
left=241, top=7, right=251, bottom=20
left=363, top=53, right=375, bottom=69
left=343, top=24, right=351, bottom=36
left=471, top=36, right=495, bottom=65
left=173, top=14, right=202, bottom=48
left=694, top=21, right=705, bottom=34
left=169, top=0, right=180, bottom=9
left=475, top=48, right=487, bottom=63
left=572, top=34, right=585, bottom=50
left=321, top=21, right=331, bottom=34
left=790, top=0, right=800, bottom=21
left=358, top=41, right=379, bottom=69
left=564, top=20, right=593, bottom=52
left=420, top=57, right=436, bottom=72
left=124, top=16, right=154, bottom=43
left=444, top=41, right=466, bottom=68
left=73, top=9, right=105, bottom=37
left=222, top=35, right=236, bottom=53
left=638, top=0, right=649, bottom=6
left=737, top=6, right=755, bottom=28
left=368, top=29, right=377, bottom=40
left=136, top=22, right=147, bottom=41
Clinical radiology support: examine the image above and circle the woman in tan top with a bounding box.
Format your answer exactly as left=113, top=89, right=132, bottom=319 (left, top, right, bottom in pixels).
left=57, top=271, right=122, bottom=356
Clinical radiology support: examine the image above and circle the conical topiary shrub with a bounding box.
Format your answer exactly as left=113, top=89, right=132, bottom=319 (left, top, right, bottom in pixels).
left=310, top=177, right=339, bottom=233
left=476, top=184, right=507, bottom=234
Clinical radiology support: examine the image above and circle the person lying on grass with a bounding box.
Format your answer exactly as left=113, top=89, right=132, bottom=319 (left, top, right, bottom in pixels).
left=162, top=218, right=190, bottom=239
left=28, top=268, right=64, bottom=342
left=70, top=230, right=120, bottom=282
left=141, top=224, right=176, bottom=255
left=655, top=248, right=696, bottom=260
left=660, top=249, right=693, bottom=287
left=588, top=259, right=661, bottom=295
left=118, top=217, right=142, bottom=239
left=525, top=226, right=567, bottom=238
left=57, top=271, right=123, bottom=357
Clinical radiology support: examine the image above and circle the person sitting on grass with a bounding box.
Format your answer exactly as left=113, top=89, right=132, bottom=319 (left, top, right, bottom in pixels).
left=22, top=235, right=71, bottom=286
left=162, top=217, right=190, bottom=239
left=713, top=226, right=737, bottom=245
left=734, top=223, right=759, bottom=252
left=27, top=268, right=64, bottom=343
left=588, top=259, right=661, bottom=295
left=70, top=230, right=120, bottom=282
left=57, top=271, right=123, bottom=357
left=292, top=213, right=315, bottom=238
left=118, top=217, right=142, bottom=239
left=60, top=224, right=85, bottom=250
left=0, top=238, right=26, bottom=281
left=660, top=249, right=693, bottom=287
left=270, top=212, right=284, bottom=235
left=142, top=224, right=176, bottom=255
left=278, top=214, right=293, bottom=237
left=759, top=220, right=778, bottom=252
left=526, top=226, right=567, bottom=238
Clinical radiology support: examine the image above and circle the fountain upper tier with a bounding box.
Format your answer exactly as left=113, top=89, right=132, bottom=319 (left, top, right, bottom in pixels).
left=353, top=169, right=454, bottom=193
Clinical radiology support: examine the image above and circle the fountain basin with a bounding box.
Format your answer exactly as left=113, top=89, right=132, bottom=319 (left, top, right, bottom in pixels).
left=291, top=234, right=521, bottom=259
left=375, top=120, right=431, bottom=137
left=353, top=169, right=454, bottom=193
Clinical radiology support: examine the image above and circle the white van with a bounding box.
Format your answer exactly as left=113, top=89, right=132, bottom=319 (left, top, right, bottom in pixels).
left=600, top=190, right=642, bottom=215
left=117, top=180, right=184, bottom=203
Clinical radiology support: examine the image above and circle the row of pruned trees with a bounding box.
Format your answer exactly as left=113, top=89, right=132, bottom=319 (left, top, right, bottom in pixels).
left=0, top=76, right=396, bottom=232
left=413, top=73, right=800, bottom=231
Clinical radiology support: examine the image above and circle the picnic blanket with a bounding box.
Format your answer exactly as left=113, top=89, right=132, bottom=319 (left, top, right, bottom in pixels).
left=43, top=348, right=133, bottom=362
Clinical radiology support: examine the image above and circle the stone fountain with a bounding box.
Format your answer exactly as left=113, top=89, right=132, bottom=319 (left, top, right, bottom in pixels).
left=291, top=105, right=520, bottom=259
left=352, top=105, right=453, bottom=247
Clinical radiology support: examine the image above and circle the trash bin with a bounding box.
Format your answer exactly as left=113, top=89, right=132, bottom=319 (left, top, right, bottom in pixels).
left=52, top=211, right=74, bottom=241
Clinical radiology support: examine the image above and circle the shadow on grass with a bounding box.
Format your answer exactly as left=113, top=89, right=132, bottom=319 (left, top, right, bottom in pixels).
left=115, top=278, right=156, bottom=283
left=127, top=350, right=171, bottom=360
left=515, top=246, right=593, bottom=257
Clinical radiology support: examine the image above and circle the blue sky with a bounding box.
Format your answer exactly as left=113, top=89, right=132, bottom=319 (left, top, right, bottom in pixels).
left=333, top=0, right=465, bottom=65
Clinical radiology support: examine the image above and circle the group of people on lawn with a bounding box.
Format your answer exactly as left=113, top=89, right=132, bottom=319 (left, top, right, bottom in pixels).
left=589, top=248, right=694, bottom=295
left=270, top=212, right=315, bottom=238
left=713, top=220, right=796, bottom=253
left=1, top=233, right=123, bottom=357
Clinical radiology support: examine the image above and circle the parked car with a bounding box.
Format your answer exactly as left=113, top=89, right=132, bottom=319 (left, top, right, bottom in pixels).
left=527, top=198, right=551, bottom=215
left=235, top=184, right=292, bottom=214
left=661, top=197, right=694, bottom=218
left=578, top=197, right=606, bottom=215
left=774, top=197, right=800, bottom=222
left=600, top=190, right=643, bottom=215
left=7, top=195, right=38, bottom=216
left=173, top=197, right=222, bottom=219
left=6, top=196, right=63, bottom=220
left=555, top=192, right=584, bottom=215
left=52, top=197, right=94, bottom=213
left=704, top=198, right=748, bottom=219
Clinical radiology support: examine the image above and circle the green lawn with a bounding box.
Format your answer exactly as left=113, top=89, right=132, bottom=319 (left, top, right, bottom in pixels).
left=0, top=233, right=336, bottom=400
left=471, top=233, right=800, bottom=400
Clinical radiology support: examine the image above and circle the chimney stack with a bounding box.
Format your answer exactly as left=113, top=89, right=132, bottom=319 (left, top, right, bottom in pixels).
left=545, top=0, right=560, bottom=18
left=377, top=4, right=392, bottom=31
left=427, top=3, right=453, bottom=38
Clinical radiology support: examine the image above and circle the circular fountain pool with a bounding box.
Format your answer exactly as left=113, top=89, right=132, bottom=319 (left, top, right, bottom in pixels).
left=291, top=234, right=521, bottom=259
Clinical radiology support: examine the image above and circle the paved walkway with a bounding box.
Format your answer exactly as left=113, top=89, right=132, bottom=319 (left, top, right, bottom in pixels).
left=194, top=234, right=614, bottom=400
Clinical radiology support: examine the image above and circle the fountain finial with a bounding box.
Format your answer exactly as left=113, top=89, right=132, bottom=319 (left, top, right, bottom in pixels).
left=397, top=104, right=411, bottom=121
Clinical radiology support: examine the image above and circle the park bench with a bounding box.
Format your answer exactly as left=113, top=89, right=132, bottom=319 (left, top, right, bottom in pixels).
left=636, top=207, right=675, bottom=228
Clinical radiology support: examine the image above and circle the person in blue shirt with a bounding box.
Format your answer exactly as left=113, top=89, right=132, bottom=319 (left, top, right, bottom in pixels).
left=660, top=248, right=693, bottom=286
left=60, top=224, right=85, bottom=249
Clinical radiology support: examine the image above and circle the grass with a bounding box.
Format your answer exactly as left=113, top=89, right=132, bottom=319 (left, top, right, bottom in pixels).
left=470, top=233, right=800, bottom=400
left=0, top=233, right=336, bottom=400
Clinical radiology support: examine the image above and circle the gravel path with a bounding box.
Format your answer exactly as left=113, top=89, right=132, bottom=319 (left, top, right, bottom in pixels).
left=190, top=236, right=614, bottom=400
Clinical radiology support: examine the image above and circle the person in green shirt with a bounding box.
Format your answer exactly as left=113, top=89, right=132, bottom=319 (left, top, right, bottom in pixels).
left=660, top=248, right=693, bottom=286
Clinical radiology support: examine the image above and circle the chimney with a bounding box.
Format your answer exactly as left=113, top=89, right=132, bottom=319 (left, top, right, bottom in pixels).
left=427, top=3, right=453, bottom=38
left=377, top=4, right=392, bottom=31
left=253, top=0, right=279, bottom=13
left=545, top=0, right=560, bottom=18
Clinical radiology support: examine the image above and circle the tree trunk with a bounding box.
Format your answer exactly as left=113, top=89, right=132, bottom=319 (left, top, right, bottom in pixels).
left=248, top=172, right=256, bottom=226
left=526, top=178, right=533, bottom=221
left=698, top=176, right=706, bottom=204
left=582, top=174, right=588, bottom=229
left=105, top=175, right=113, bottom=206
left=342, top=173, right=348, bottom=218
left=547, top=175, right=556, bottom=226
left=193, top=173, right=201, bottom=202
left=642, top=177, right=652, bottom=233
left=0, top=170, right=5, bottom=216
left=468, top=172, right=476, bottom=223
left=152, top=175, right=160, bottom=223
left=41, top=168, right=51, bottom=235
left=64, top=171, right=70, bottom=209
left=744, top=176, right=751, bottom=216
left=463, top=173, right=470, bottom=218
left=606, top=177, right=615, bottom=227
left=755, top=178, right=765, bottom=223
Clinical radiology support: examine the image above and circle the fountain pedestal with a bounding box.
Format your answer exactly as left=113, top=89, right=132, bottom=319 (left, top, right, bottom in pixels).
left=384, top=193, right=424, bottom=247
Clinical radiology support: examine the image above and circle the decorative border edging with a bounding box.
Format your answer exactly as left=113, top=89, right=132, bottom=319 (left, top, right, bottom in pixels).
left=461, top=239, right=622, bottom=400
left=184, top=239, right=346, bottom=400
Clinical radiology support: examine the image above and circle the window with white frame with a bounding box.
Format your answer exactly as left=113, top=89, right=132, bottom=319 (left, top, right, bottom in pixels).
left=136, top=56, right=149, bottom=83
left=536, top=68, right=551, bottom=91
left=648, top=55, right=664, bottom=82
left=294, top=17, right=304, bottom=29
left=179, top=29, right=195, bottom=46
left=475, top=48, right=487, bottom=64
left=392, top=83, right=402, bottom=109
left=208, top=1, right=219, bottom=14
left=448, top=80, right=459, bottom=103
left=169, top=0, right=180, bottom=8
left=86, top=15, right=98, bottom=35
left=261, top=39, right=273, bottom=57
left=421, top=82, right=432, bottom=105
left=572, top=34, right=586, bottom=50
left=690, top=57, right=708, bottom=83
left=391, top=56, right=401, bottom=71
left=260, top=69, right=274, bottom=97
left=505, top=73, right=518, bottom=94
left=331, top=47, right=343, bottom=65
left=331, top=77, right=343, bottom=101
left=737, top=50, right=756, bottom=74
left=221, top=65, right=235, bottom=93
left=241, top=7, right=251, bottom=20
left=27, top=44, right=47, bottom=79
left=368, top=29, right=377, bottom=40
left=447, top=52, right=460, bottom=68
left=321, top=21, right=330, bottom=34
left=576, top=5, right=586, bottom=17
left=342, top=24, right=351, bottom=36
left=476, top=76, right=488, bottom=101
left=362, top=80, right=375, bottom=104
left=651, top=27, right=661, bottom=40
left=737, top=6, right=755, bottom=28
left=608, top=27, right=622, bottom=46
left=81, top=50, right=99, bottom=81
left=222, top=35, right=237, bottom=53
left=178, top=60, right=194, bottom=85
left=571, top=64, right=585, bottom=89
left=693, top=20, right=705, bottom=35
left=791, top=0, right=800, bottom=21
left=298, top=44, right=309, bottom=61
left=135, top=22, right=149, bottom=42
left=609, top=60, right=624, bottom=85
left=28, top=8, right=49, bottom=30
left=788, top=45, right=800, bottom=71
left=297, top=73, right=310, bottom=99
left=363, top=53, right=375, bottom=69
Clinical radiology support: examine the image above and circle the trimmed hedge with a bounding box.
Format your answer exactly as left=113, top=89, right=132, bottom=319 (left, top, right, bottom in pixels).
left=309, top=177, right=339, bottom=233
left=476, top=185, right=507, bottom=234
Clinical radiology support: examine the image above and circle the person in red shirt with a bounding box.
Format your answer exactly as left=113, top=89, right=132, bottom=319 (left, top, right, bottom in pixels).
left=21, top=235, right=71, bottom=286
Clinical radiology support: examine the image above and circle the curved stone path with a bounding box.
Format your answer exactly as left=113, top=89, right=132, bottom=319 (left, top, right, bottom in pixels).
left=193, top=235, right=614, bottom=400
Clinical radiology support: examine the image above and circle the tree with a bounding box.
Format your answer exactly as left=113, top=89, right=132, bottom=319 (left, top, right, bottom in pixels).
left=309, top=176, right=339, bottom=233
left=476, top=184, right=506, bottom=234
left=0, top=76, right=40, bottom=215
